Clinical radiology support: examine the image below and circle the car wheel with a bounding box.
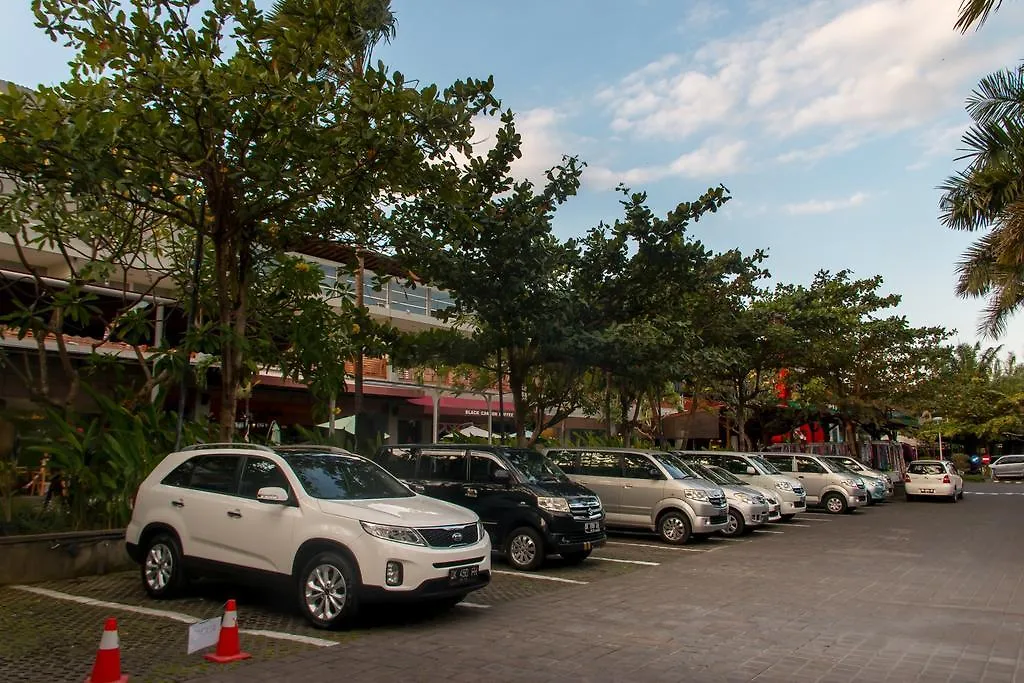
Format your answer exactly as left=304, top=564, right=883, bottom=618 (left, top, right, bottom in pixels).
left=779, top=514, right=796, bottom=522
left=561, top=550, right=592, bottom=565
left=657, top=510, right=692, bottom=545
left=958, top=490, right=964, bottom=500
left=822, top=493, right=847, bottom=514
left=141, top=532, right=188, bottom=599
left=297, top=551, right=359, bottom=629
left=950, top=492, right=958, bottom=503
left=722, top=509, right=745, bottom=537
left=505, top=527, right=545, bottom=571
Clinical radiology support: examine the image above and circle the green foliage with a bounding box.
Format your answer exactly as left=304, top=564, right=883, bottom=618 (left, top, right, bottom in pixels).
left=291, top=424, right=386, bottom=459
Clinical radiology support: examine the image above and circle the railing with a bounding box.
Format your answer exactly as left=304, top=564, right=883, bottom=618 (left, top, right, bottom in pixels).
left=319, top=268, right=454, bottom=319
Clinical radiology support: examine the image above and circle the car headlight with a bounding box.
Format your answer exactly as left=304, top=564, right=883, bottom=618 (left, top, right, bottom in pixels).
left=537, top=496, right=571, bottom=514
left=735, top=493, right=755, bottom=504
left=841, top=479, right=859, bottom=488
left=360, top=521, right=426, bottom=546
left=683, top=489, right=710, bottom=501
left=775, top=481, right=792, bottom=492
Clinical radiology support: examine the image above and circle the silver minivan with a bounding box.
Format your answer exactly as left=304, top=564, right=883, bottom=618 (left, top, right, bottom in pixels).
left=544, top=448, right=729, bottom=545
left=991, top=454, right=1024, bottom=481
left=762, top=453, right=867, bottom=514
left=821, top=455, right=891, bottom=504
left=674, top=451, right=807, bottom=521
left=685, top=460, right=770, bottom=537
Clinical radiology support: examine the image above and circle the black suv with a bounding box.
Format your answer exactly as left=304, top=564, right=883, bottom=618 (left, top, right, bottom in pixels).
left=371, top=444, right=606, bottom=570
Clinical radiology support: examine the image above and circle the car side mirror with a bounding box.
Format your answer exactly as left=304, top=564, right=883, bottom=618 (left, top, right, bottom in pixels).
left=746, top=466, right=756, bottom=475
left=256, top=486, right=289, bottom=504
left=648, top=467, right=662, bottom=479
left=492, top=468, right=511, bottom=485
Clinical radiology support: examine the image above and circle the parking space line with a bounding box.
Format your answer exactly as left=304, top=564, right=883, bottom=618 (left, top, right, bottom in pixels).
left=457, top=602, right=491, bottom=609
left=707, top=537, right=744, bottom=542
left=589, top=556, right=660, bottom=566
left=491, top=570, right=589, bottom=585
left=767, top=523, right=811, bottom=527
left=605, top=541, right=710, bottom=553
left=796, top=517, right=832, bottom=522
left=11, top=585, right=339, bottom=647
left=753, top=530, right=785, bottom=534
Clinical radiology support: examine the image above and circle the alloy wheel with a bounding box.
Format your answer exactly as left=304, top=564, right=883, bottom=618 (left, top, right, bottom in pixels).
left=305, top=564, right=347, bottom=622
left=144, top=543, right=173, bottom=591
left=662, top=515, right=687, bottom=542
left=509, top=533, right=537, bottom=567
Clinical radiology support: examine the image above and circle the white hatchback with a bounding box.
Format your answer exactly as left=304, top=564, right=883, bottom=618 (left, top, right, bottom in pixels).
left=126, top=444, right=491, bottom=628
left=904, top=460, right=964, bottom=503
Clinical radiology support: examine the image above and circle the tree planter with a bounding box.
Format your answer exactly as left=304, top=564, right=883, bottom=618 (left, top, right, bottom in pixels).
left=0, top=529, right=132, bottom=585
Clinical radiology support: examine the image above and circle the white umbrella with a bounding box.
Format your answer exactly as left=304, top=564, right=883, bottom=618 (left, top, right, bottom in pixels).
left=316, top=415, right=356, bottom=434
left=458, top=425, right=491, bottom=438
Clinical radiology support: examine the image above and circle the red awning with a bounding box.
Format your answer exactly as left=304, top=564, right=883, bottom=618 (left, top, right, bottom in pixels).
left=407, top=395, right=513, bottom=417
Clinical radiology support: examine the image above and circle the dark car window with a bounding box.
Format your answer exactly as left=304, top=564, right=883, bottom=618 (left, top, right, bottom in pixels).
left=623, top=454, right=656, bottom=479
left=469, top=453, right=503, bottom=484
left=795, top=457, right=827, bottom=474
left=284, top=453, right=414, bottom=499
left=376, top=447, right=418, bottom=480
left=547, top=450, right=578, bottom=474
left=766, top=456, right=795, bottom=472
left=908, top=463, right=945, bottom=475
left=722, top=455, right=751, bottom=476
left=188, top=456, right=242, bottom=494
left=239, top=457, right=292, bottom=499
left=503, top=449, right=569, bottom=484
left=418, top=450, right=468, bottom=482
left=579, top=451, right=620, bottom=477
left=162, top=458, right=196, bottom=488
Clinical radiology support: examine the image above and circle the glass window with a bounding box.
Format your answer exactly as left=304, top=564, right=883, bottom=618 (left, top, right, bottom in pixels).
left=239, top=457, right=292, bottom=499
left=546, top=450, right=577, bottom=474
left=908, top=462, right=945, bottom=475
left=795, top=457, right=827, bottom=474
left=653, top=453, right=696, bottom=479
left=162, top=458, right=196, bottom=488
left=707, top=465, right=745, bottom=486
left=429, top=288, right=454, bottom=315
left=388, top=281, right=427, bottom=315
left=623, top=454, right=656, bottom=479
left=469, top=454, right=502, bottom=483
left=764, top=456, right=795, bottom=472
left=722, top=456, right=751, bottom=476
left=188, top=456, right=241, bottom=494
left=375, top=447, right=418, bottom=480
left=503, top=449, right=569, bottom=484
left=579, top=451, right=621, bottom=477
left=418, top=450, right=468, bottom=482
left=283, top=453, right=413, bottom=499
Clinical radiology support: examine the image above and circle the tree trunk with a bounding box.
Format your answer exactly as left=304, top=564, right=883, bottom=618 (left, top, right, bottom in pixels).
left=604, top=370, right=613, bottom=438
left=354, top=251, right=365, bottom=416
left=620, top=393, right=632, bottom=447
left=509, top=359, right=528, bottom=448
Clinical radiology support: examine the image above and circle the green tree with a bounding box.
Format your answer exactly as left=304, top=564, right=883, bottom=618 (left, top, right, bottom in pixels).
left=955, top=0, right=1012, bottom=32
left=939, top=63, right=1024, bottom=337
left=2, top=0, right=498, bottom=439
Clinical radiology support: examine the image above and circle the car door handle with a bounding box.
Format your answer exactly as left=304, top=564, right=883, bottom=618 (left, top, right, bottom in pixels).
left=171, top=500, right=184, bottom=508
left=227, top=510, right=242, bottom=519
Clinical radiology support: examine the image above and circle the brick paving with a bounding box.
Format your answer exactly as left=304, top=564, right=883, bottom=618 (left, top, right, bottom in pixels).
left=191, top=486, right=1024, bottom=683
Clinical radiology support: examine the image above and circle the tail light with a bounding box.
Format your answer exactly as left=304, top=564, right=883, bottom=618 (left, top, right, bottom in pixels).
left=942, top=475, right=951, bottom=484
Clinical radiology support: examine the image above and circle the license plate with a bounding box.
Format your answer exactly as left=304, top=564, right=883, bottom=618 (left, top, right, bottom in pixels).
left=448, top=565, right=478, bottom=585
left=920, top=488, right=934, bottom=493
left=584, top=521, right=601, bottom=534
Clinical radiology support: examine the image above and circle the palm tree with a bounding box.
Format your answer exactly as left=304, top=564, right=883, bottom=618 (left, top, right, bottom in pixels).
left=939, top=63, right=1024, bottom=337
left=955, top=0, right=1009, bottom=33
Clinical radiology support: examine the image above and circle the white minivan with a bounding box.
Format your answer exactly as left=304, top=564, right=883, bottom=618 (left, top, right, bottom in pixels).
left=126, top=444, right=491, bottom=628
left=673, top=451, right=807, bottom=521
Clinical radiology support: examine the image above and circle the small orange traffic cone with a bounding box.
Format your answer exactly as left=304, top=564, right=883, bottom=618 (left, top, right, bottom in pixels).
left=204, top=599, right=251, bottom=663
left=85, top=617, right=128, bottom=683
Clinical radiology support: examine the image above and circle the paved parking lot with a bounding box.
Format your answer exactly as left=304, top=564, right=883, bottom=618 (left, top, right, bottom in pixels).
left=3, top=484, right=1024, bottom=682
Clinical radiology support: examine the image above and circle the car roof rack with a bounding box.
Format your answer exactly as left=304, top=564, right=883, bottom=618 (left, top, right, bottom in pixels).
left=180, top=442, right=276, bottom=453
left=275, top=444, right=356, bottom=455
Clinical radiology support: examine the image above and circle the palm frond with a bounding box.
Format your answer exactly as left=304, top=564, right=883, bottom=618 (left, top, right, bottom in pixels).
left=955, top=0, right=1005, bottom=33
left=966, top=64, right=1024, bottom=127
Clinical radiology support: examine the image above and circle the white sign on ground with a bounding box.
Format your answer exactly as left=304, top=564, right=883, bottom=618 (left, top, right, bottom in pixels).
left=187, top=616, right=221, bottom=654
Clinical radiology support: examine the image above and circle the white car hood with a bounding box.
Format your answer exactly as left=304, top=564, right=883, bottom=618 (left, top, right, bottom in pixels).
left=316, top=495, right=476, bottom=527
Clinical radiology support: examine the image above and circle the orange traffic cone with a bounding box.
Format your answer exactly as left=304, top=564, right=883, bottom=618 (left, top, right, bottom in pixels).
left=85, top=617, right=128, bottom=683
left=204, top=599, right=251, bottom=663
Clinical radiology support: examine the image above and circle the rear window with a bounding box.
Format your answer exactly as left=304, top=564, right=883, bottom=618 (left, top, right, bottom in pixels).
left=908, top=463, right=945, bottom=475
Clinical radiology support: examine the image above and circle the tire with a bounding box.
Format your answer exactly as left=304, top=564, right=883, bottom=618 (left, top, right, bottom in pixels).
left=505, top=526, right=545, bottom=571
left=780, top=514, right=796, bottom=522
left=141, top=532, right=188, bottom=599
left=561, top=550, right=592, bottom=565
left=822, top=492, right=848, bottom=515
left=297, top=551, right=360, bottom=629
left=957, top=490, right=964, bottom=500
left=656, top=510, right=692, bottom=545
left=722, top=508, right=745, bottom=537
left=949, top=492, right=958, bottom=503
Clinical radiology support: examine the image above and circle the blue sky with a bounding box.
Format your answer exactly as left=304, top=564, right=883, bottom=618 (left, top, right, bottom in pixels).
left=3, top=0, right=1023, bottom=350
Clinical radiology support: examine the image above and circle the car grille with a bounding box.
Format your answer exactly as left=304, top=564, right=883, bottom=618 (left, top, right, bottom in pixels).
left=418, top=523, right=479, bottom=548
left=792, top=486, right=805, bottom=495
left=568, top=495, right=603, bottom=521
left=708, top=494, right=727, bottom=507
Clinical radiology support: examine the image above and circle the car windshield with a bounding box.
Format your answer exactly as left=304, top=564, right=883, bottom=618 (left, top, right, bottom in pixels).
left=653, top=453, right=696, bottom=479
left=504, top=449, right=569, bottom=484
left=706, top=465, right=746, bottom=486
left=748, top=455, right=780, bottom=475
left=829, top=457, right=863, bottom=472
left=283, top=453, right=414, bottom=500
left=687, top=462, right=728, bottom=485
left=821, top=458, right=856, bottom=475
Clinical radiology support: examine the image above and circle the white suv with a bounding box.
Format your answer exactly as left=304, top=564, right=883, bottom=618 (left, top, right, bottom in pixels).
left=126, top=444, right=491, bottom=628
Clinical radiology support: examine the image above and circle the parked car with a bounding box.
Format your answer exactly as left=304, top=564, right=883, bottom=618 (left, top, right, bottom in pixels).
left=702, top=463, right=783, bottom=522
left=990, top=454, right=1024, bottom=481
left=371, top=444, right=605, bottom=571
left=761, top=453, right=868, bottom=514
left=904, top=460, right=964, bottom=502
left=543, top=447, right=728, bottom=545
left=681, top=459, right=770, bottom=537
left=673, top=451, right=806, bottom=521
left=126, top=444, right=490, bottom=629
left=821, top=456, right=890, bottom=504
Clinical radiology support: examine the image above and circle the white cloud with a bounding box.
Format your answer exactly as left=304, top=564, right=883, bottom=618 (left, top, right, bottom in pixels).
left=784, top=192, right=869, bottom=215
left=465, top=108, right=577, bottom=186
left=586, top=139, right=746, bottom=190
left=599, top=0, right=1019, bottom=161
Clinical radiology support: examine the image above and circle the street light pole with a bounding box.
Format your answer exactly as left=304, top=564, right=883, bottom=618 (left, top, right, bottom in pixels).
left=933, top=416, right=944, bottom=460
